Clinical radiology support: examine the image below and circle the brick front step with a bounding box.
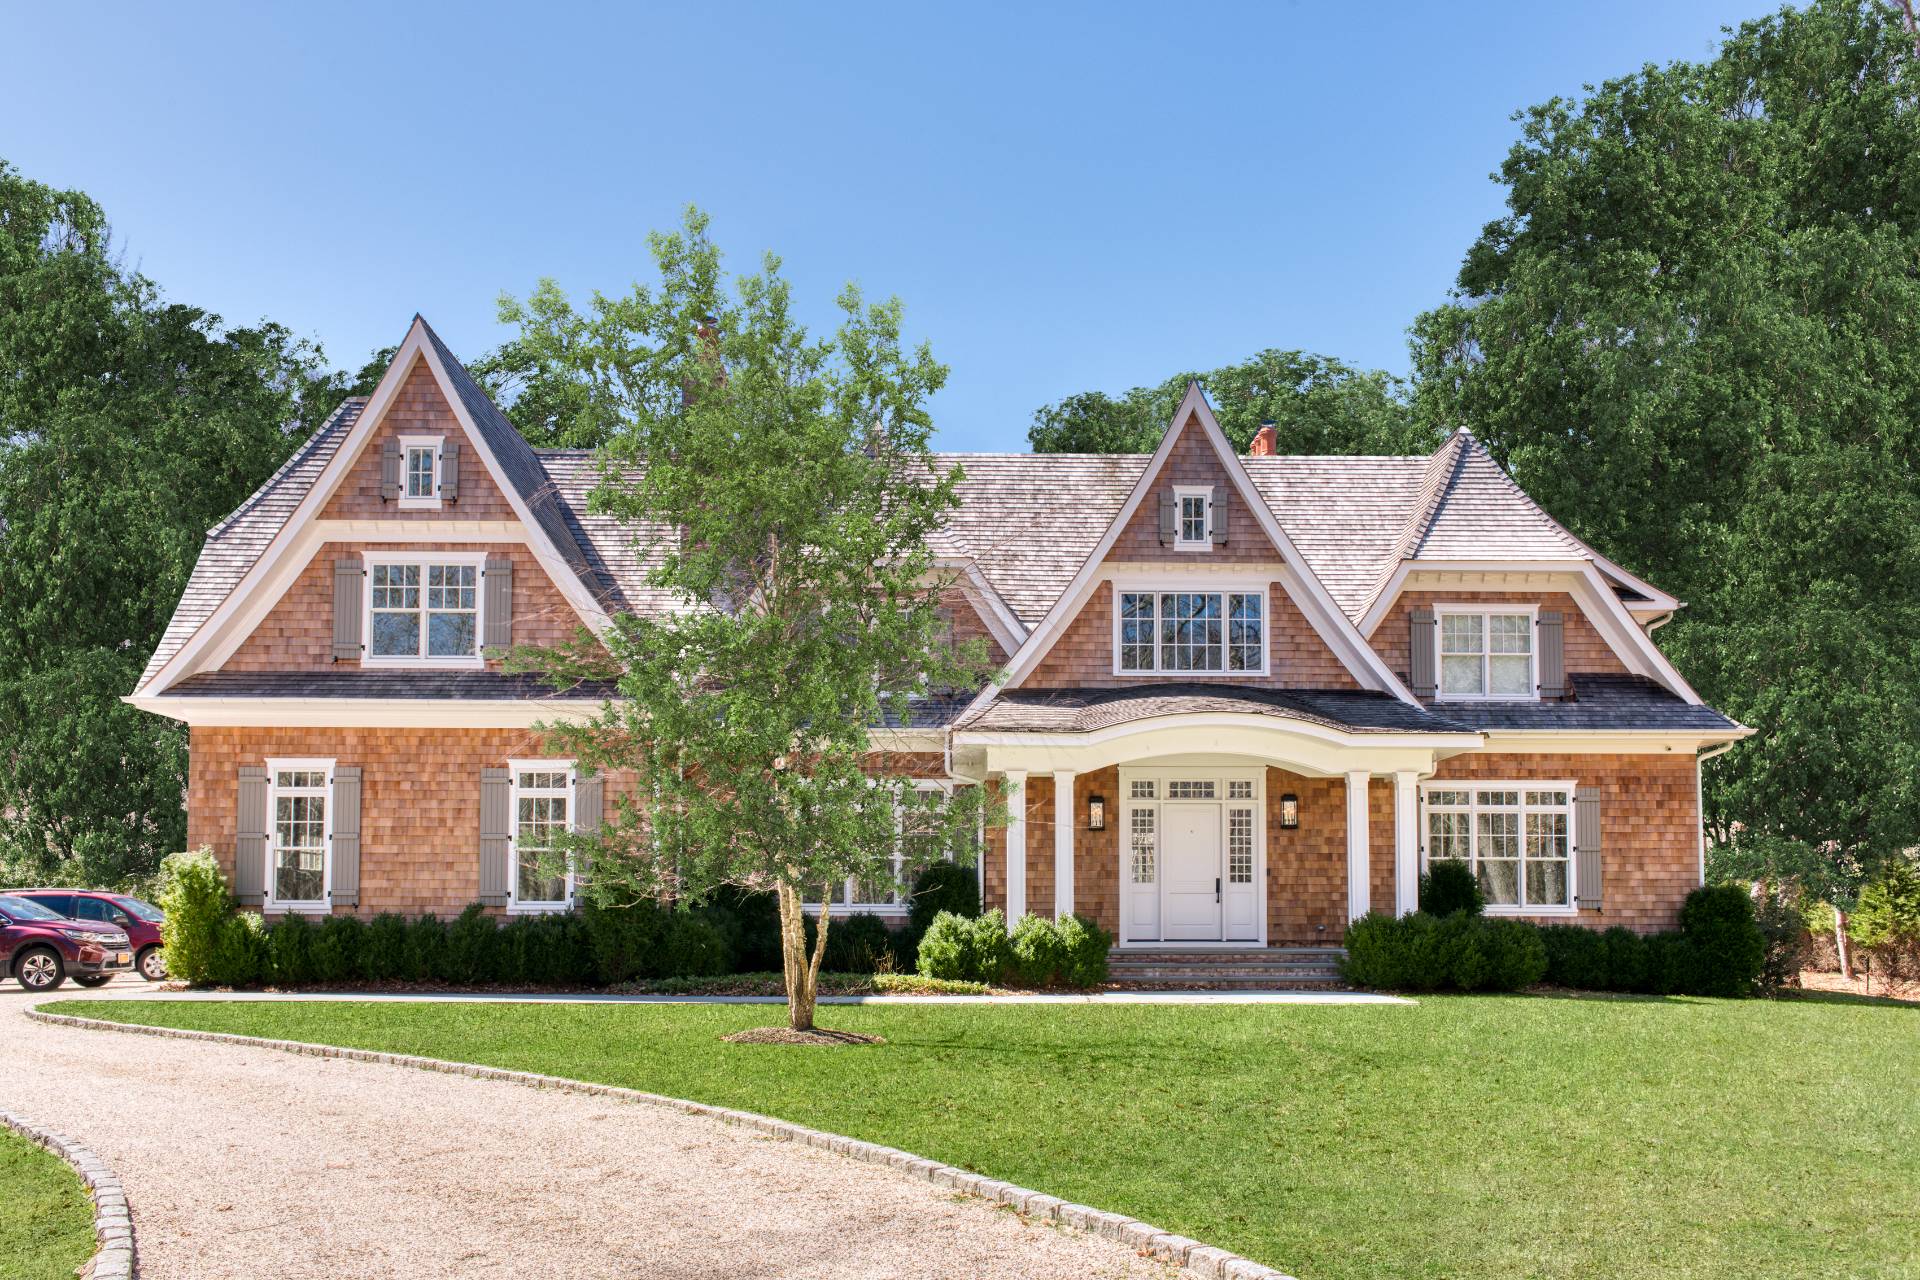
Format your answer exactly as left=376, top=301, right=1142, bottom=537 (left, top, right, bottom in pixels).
left=1105, top=946, right=1349, bottom=990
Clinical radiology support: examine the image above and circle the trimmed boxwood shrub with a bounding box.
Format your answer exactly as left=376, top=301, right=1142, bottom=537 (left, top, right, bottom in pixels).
left=1342, top=911, right=1543, bottom=993
left=207, top=912, right=268, bottom=987
left=266, top=912, right=315, bottom=986
left=443, top=903, right=498, bottom=985
left=1418, top=861, right=1484, bottom=917
left=1602, top=925, right=1648, bottom=993
left=1009, top=912, right=1070, bottom=986
left=360, top=913, right=410, bottom=982
left=1541, top=922, right=1609, bottom=989
left=907, top=861, right=980, bottom=932
left=404, top=913, right=448, bottom=982
left=917, top=909, right=1011, bottom=984
left=156, top=848, right=230, bottom=985
left=582, top=897, right=669, bottom=983
left=309, top=913, right=366, bottom=985
left=1056, top=914, right=1112, bottom=988
left=662, top=911, right=729, bottom=977
left=708, top=887, right=780, bottom=972
left=1679, top=884, right=1766, bottom=997
left=822, top=912, right=895, bottom=974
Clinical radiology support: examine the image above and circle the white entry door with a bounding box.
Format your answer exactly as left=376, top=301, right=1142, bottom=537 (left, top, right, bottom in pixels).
left=1161, top=802, right=1224, bottom=941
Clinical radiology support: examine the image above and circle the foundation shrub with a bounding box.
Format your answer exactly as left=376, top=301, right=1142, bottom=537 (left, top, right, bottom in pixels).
left=1641, top=932, right=1692, bottom=995
left=206, top=911, right=268, bottom=987
left=907, top=861, right=980, bottom=931
left=309, top=913, right=366, bottom=985
left=266, top=912, right=315, bottom=987
left=1601, top=926, right=1649, bottom=993
left=916, top=908, right=1011, bottom=984
left=662, top=910, right=729, bottom=977
left=707, top=887, right=781, bottom=972
left=1679, top=884, right=1766, bottom=997
left=1418, top=860, right=1485, bottom=917
left=155, top=848, right=230, bottom=985
left=1343, top=912, right=1542, bottom=993
left=582, top=898, right=669, bottom=983
left=403, top=913, right=448, bottom=982
left=1009, top=912, right=1070, bottom=986
left=1481, top=918, right=1549, bottom=991
left=443, top=903, right=499, bottom=985
left=359, top=913, right=410, bottom=983
left=822, top=912, right=895, bottom=974
left=1055, top=914, right=1113, bottom=988
left=1541, top=923, right=1610, bottom=989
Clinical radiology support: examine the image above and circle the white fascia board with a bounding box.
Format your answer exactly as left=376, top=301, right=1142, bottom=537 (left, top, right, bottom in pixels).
left=1474, top=727, right=1755, bottom=754
left=142, top=321, right=611, bottom=697
left=869, top=727, right=950, bottom=754
left=954, top=713, right=1481, bottom=754
left=963, top=384, right=1415, bottom=723
left=123, top=694, right=608, bottom=729
left=931, top=557, right=1028, bottom=655
left=1566, top=564, right=1705, bottom=703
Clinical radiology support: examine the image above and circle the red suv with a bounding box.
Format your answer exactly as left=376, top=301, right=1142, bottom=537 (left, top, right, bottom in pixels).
left=0, top=894, right=135, bottom=992
left=14, top=890, right=166, bottom=983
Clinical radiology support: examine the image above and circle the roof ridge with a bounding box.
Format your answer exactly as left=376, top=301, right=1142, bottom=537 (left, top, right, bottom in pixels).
left=206, top=397, right=365, bottom=540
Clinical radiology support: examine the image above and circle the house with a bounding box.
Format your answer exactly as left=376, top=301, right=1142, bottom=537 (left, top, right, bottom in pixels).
left=128, top=317, right=1749, bottom=946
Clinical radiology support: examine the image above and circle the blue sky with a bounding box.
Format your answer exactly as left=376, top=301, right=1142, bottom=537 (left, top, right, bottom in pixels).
left=7, top=2, right=1766, bottom=450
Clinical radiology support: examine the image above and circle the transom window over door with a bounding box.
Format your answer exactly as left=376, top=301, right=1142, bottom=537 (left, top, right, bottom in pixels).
left=1424, top=784, right=1575, bottom=912
left=366, top=554, right=485, bottom=664
left=1115, top=586, right=1266, bottom=674
left=1437, top=607, right=1535, bottom=699
left=267, top=760, right=331, bottom=909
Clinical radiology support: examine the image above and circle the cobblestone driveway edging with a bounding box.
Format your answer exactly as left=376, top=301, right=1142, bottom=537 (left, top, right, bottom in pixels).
left=1, top=1108, right=137, bottom=1280
left=29, top=1005, right=1293, bottom=1280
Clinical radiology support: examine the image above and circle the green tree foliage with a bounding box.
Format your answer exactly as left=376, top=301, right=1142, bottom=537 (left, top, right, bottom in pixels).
left=1028, top=349, right=1433, bottom=455
left=467, top=280, right=637, bottom=447
left=0, top=159, right=354, bottom=887
left=1409, top=2, right=1920, bottom=945
left=525, top=209, right=996, bottom=1030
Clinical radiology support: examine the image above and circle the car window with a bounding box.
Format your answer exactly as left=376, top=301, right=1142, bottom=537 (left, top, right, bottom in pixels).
left=112, top=896, right=164, bottom=923
left=0, top=895, right=67, bottom=922
left=71, top=897, right=112, bottom=922
left=20, top=893, right=74, bottom=917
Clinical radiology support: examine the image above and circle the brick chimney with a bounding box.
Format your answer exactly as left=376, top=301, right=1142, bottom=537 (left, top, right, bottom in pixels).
left=1249, top=420, right=1278, bottom=456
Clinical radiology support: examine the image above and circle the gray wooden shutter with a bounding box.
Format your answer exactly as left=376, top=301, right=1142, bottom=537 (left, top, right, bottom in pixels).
left=1409, top=608, right=1437, bottom=699
left=1574, top=785, right=1603, bottom=910
left=380, top=439, right=402, bottom=501
left=483, top=556, right=513, bottom=652
left=440, top=437, right=460, bottom=502
left=480, top=768, right=511, bottom=905
left=1537, top=611, right=1566, bottom=699
left=331, top=766, right=361, bottom=908
left=235, top=766, right=268, bottom=905
left=1157, top=492, right=1177, bottom=545
left=573, top=771, right=603, bottom=902
left=1210, top=484, right=1228, bottom=545
left=332, top=557, right=364, bottom=661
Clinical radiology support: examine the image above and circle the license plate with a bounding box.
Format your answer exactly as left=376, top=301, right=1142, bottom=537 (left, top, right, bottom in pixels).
left=115, top=952, right=131, bottom=965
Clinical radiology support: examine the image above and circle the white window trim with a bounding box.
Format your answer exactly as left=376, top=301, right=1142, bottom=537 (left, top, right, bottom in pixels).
left=1431, top=602, right=1539, bottom=702
left=362, top=550, right=489, bottom=669
left=805, top=779, right=961, bottom=917
left=1419, top=778, right=1578, bottom=915
left=397, top=434, right=445, bottom=510
left=1173, top=484, right=1212, bottom=551
left=1111, top=578, right=1270, bottom=677
left=507, top=758, right=576, bottom=914
left=264, top=757, right=335, bottom=914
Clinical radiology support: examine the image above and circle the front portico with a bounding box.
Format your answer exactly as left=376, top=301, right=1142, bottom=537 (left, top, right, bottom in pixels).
left=951, top=686, right=1481, bottom=946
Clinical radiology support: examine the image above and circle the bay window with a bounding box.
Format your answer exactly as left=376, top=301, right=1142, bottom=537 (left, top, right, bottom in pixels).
left=1116, top=587, right=1266, bottom=674
left=1423, top=783, right=1575, bottom=912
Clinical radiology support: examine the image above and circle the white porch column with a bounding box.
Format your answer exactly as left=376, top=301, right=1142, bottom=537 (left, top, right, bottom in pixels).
left=1346, top=770, right=1371, bottom=921
left=1394, top=770, right=1420, bottom=917
left=1053, top=769, right=1076, bottom=918
left=1004, top=769, right=1028, bottom=924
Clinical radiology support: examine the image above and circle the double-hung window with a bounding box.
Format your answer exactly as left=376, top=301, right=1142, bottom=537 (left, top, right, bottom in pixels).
left=510, top=762, right=574, bottom=911
left=398, top=435, right=443, bottom=509
left=1423, top=784, right=1575, bottom=912
left=365, top=552, right=485, bottom=665
left=1174, top=486, right=1212, bottom=549
left=1116, top=586, right=1266, bottom=674
left=1437, top=606, right=1535, bottom=699
left=266, top=759, right=333, bottom=911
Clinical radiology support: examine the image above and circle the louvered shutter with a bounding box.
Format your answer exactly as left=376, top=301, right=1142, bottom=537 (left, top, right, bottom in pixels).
left=1158, top=492, right=1177, bottom=545
left=380, top=439, right=402, bottom=501
left=480, top=768, right=511, bottom=905
left=573, top=771, right=604, bottom=903
left=331, top=766, right=361, bottom=907
left=1537, top=611, right=1566, bottom=699
left=1574, top=785, right=1603, bottom=910
left=235, top=766, right=268, bottom=905
left=1210, top=484, right=1228, bottom=545
left=1409, top=608, right=1437, bottom=699
left=332, top=558, right=364, bottom=661
left=440, top=437, right=460, bottom=502
left=483, top=556, right=513, bottom=652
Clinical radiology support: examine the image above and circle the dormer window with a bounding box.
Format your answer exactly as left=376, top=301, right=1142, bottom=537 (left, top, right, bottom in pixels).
left=398, top=435, right=444, bottom=509
left=1175, top=486, right=1211, bottom=550
left=1436, top=606, right=1536, bottom=700
left=1115, top=584, right=1267, bottom=674
left=363, top=551, right=486, bottom=666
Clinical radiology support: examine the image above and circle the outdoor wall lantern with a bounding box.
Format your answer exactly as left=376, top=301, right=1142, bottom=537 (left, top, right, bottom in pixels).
left=1087, top=794, right=1107, bottom=831
left=1280, top=793, right=1300, bottom=829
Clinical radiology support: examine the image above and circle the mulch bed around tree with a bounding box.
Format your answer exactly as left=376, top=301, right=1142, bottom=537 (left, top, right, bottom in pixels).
left=721, top=1026, right=886, bottom=1046
left=1795, top=968, right=1920, bottom=1005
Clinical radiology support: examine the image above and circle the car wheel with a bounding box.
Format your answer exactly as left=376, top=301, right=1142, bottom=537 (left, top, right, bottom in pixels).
left=72, top=974, right=114, bottom=988
left=14, top=947, right=65, bottom=992
left=137, top=946, right=166, bottom=981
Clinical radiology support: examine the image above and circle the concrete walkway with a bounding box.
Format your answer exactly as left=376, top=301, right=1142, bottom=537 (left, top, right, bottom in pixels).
left=1, top=984, right=1180, bottom=1279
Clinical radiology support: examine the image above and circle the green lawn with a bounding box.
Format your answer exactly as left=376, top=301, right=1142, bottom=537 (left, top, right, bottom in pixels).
left=55, top=994, right=1920, bottom=1280
left=0, top=1128, right=95, bottom=1280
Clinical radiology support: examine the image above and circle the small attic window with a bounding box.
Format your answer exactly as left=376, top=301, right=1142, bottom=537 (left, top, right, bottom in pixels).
left=1174, top=486, right=1211, bottom=549
left=398, top=435, right=443, bottom=508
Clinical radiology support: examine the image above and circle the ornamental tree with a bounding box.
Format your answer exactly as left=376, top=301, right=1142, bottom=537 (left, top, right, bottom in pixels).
left=522, top=209, right=995, bottom=1032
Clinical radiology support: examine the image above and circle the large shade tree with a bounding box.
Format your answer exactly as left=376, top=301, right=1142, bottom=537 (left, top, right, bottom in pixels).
left=1408, top=0, right=1920, bottom=970
left=523, top=210, right=994, bottom=1033
left=0, top=159, right=356, bottom=888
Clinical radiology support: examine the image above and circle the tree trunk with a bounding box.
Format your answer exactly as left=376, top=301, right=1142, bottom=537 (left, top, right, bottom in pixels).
left=1834, top=904, right=1852, bottom=982
left=774, top=881, right=833, bottom=1032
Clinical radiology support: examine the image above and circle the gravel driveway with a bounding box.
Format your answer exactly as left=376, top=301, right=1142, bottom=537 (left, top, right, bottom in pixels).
left=1, top=987, right=1174, bottom=1279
